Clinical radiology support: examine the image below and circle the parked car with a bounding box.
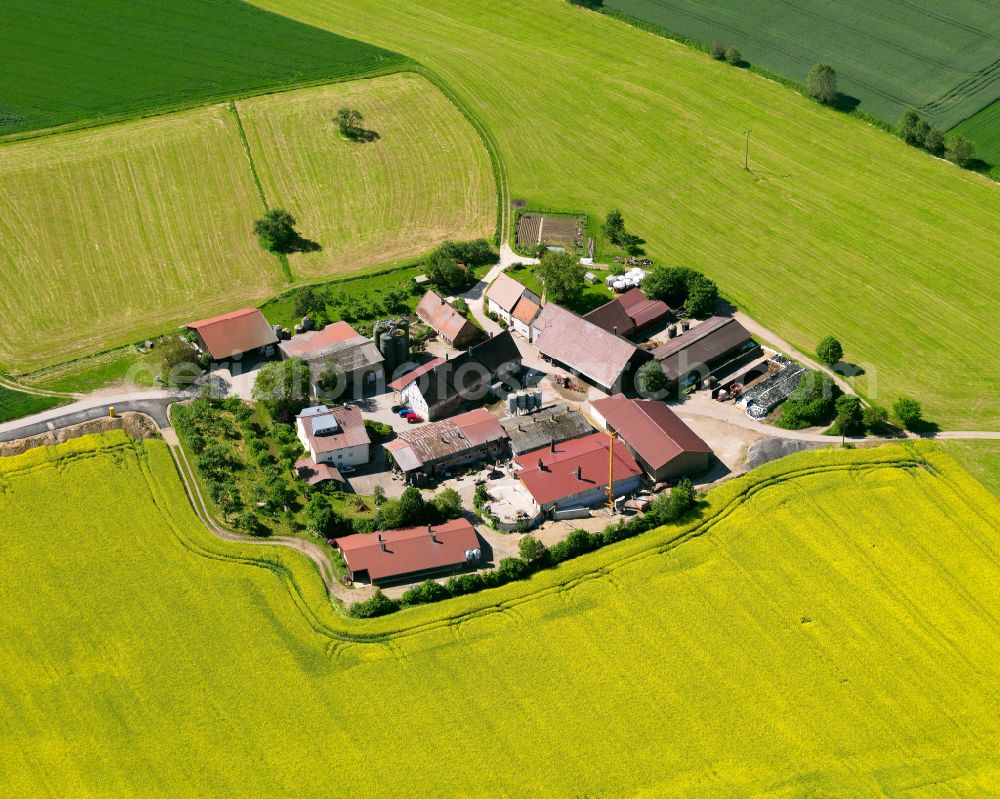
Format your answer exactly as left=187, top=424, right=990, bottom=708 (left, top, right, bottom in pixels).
left=398, top=409, right=411, bottom=418
left=407, top=414, right=423, bottom=424
left=391, top=403, right=406, bottom=413
left=339, top=465, right=356, bottom=475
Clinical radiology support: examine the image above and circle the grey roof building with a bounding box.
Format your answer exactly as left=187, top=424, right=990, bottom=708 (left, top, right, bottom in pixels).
left=500, top=403, right=595, bottom=455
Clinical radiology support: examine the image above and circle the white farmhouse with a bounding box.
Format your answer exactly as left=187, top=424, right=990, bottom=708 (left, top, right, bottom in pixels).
left=295, top=404, right=371, bottom=469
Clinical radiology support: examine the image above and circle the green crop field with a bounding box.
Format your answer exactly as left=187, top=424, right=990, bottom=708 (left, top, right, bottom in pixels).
left=0, top=75, right=494, bottom=373
left=952, top=98, right=1000, bottom=177
left=238, top=74, right=495, bottom=280
left=2, top=434, right=999, bottom=795
left=0, top=0, right=405, bottom=138
left=0, top=385, right=66, bottom=424
left=256, top=0, right=1000, bottom=429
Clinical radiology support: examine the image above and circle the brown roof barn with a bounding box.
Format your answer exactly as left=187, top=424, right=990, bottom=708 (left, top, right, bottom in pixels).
left=583, top=288, right=670, bottom=339
left=653, top=316, right=758, bottom=387
left=590, top=394, right=712, bottom=482
left=185, top=308, right=277, bottom=360
left=334, top=519, right=480, bottom=586
left=416, top=290, right=477, bottom=347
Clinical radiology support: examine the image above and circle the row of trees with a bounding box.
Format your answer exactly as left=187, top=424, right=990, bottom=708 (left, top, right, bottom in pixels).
left=306, top=485, right=463, bottom=540
left=899, top=109, right=975, bottom=168
left=709, top=41, right=742, bottom=67
left=351, top=479, right=699, bottom=618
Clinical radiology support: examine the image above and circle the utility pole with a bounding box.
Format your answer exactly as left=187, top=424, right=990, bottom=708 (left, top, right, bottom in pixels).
left=743, top=129, right=752, bottom=171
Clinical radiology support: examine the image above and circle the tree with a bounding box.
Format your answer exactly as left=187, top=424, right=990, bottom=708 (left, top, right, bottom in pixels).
left=535, top=250, right=586, bottom=305
left=806, top=63, right=837, bottom=105
left=159, top=338, right=201, bottom=386
left=518, top=535, right=547, bottom=563
left=815, top=336, right=843, bottom=366
left=251, top=358, right=311, bottom=420
left=862, top=404, right=888, bottom=432
left=316, top=363, right=344, bottom=399
left=833, top=395, right=864, bottom=436
left=399, top=487, right=428, bottom=526
left=914, top=119, right=931, bottom=148
left=433, top=487, right=463, bottom=520
left=710, top=40, right=726, bottom=60
left=372, top=485, right=386, bottom=506
left=923, top=128, right=945, bottom=156
left=235, top=510, right=265, bottom=536
left=426, top=240, right=490, bottom=294
left=451, top=298, right=470, bottom=317
left=636, top=360, right=668, bottom=398
left=899, top=109, right=922, bottom=145
left=253, top=208, right=298, bottom=253
left=641, top=265, right=692, bottom=306
left=349, top=589, right=398, bottom=618
left=776, top=371, right=839, bottom=429
left=335, top=106, right=363, bottom=138
left=947, top=135, right=975, bottom=168
left=683, top=274, right=718, bottom=317
left=893, top=396, right=923, bottom=430
left=496, top=557, right=530, bottom=582
left=725, top=46, right=742, bottom=66
left=603, top=209, right=627, bottom=246
left=294, top=287, right=326, bottom=320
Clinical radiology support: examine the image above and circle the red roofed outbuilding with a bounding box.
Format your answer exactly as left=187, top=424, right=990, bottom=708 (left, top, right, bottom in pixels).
left=185, top=308, right=277, bottom=360
left=590, top=394, right=712, bottom=482
left=334, top=519, right=481, bottom=586
left=514, top=431, right=643, bottom=512
left=416, top=290, right=477, bottom=348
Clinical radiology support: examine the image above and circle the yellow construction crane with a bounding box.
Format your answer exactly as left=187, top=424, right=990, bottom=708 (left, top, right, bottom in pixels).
left=569, top=399, right=616, bottom=510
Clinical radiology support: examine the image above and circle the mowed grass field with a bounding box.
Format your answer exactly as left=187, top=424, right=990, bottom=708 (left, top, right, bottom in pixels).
left=0, top=107, right=280, bottom=372
left=0, top=75, right=494, bottom=373
left=3, top=435, right=1000, bottom=795
left=238, top=74, right=495, bottom=280
left=257, top=0, right=1000, bottom=429
left=602, top=0, right=1000, bottom=130
left=0, top=0, right=405, bottom=137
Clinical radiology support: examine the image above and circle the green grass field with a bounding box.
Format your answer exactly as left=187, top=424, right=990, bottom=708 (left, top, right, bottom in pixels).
left=600, top=0, right=1000, bottom=132
left=2, top=434, right=999, bottom=795
left=238, top=74, right=494, bottom=280
left=0, top=74, right=494, bottom=373
left=0, top=0, right=405, bottom=138
left=257, top=0, right=1000, bottom=430
left=0, top=385, right=66, bottom=424
left=952, top=98, right=1000, bottom=177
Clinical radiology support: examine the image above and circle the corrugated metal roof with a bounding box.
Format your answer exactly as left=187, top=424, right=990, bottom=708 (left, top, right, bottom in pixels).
left=591, top=394, right=711, bottom=470
left=416, top=290, right=476, bottom=343
left=486, top=272, right=528, bottom=313
left=653, top=316, right=753, bottom=381
left=334, top=519, right=479, bottom=582
left=533, top=304, right=639, bottom=390
left=296, top=404, right=370, bottom=455
left=501, top=403, right=595, bottom=454
left=384, top=408, right=508, bottom=472
left=514, top=431, right=642, bottom=506
left=185, top=308, right=277, bottom=359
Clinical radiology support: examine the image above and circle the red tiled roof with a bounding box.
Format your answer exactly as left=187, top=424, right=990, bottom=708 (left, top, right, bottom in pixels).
left=514, top=431, right=642, bottom=506
left=334, top=518, right=479, bottom=582
left=296, top=405, right=370, bottom=456
left=388, top=357, right=446, bottom=392
left=532, top=304, right=639, bottom=390
left=281, top=321, right=361, bottom=356
left=185, top=308, right=277, bottom=359
left=416, top=290, right=475, bottom=343
left=591, top=395, right=711, bottom=471
left=487, top=273, right=528, bottom=313
left=293, top=457, right=344, bottom=486
left=511, top=297, right=541, bottom=326
left=617, top=288, right=671, bottom=329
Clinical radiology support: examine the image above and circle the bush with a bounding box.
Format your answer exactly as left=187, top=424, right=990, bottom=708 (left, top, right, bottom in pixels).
left=349, top=590, right=399, bottom=618
left=725, top=46, right=742, bottom=66
left=364, top=419, right=393, bottom=441
left=776, top=371, right=839, bottom=429
left=401, top=580, right=450, bottom=606
left=710, top=40, right=726, bottom=60
left=235, top=510, right=266, bottom=536
left=893, top=396, right=923, bottom=430
left=635, top=360, right=668, bottom=398
left=159, top=338, right=201, bottom=386
left=946, top=135, right=975, bottom=168
left=815, top=336, right=843, bottom=366
left=496, top=557, right=530, bottom=582
left=806, top=63, right=837, bottom=104
left=518, top=535, right=547, bottom=563
left=862, top=404, right=889, bottom=432
left=451, top=298, right=470, bottom=317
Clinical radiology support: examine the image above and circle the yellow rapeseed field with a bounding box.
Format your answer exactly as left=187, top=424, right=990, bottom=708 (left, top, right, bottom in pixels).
left=2, top=434, right=999, bottom=796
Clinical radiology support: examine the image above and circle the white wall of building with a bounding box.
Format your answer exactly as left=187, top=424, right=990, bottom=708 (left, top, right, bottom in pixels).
left=314, top=442, right=370, bottom=468
left=400, top=382, right=429, bottom=419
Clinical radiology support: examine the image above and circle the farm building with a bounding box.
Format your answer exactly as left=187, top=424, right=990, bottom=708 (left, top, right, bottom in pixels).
left=185, top=307, right=277, bottom=361
left=590, top=395, right=712, bottom=482
left=415, top=290, right=477, bottom=348
left=583, top=288, right=671, bottom=339
left=293, top=457, right=345, bottom=489
left=486, top=273, right=541, bottom=339
left=333, top=519, right=481, bottom=587
left=295, top=404, right=371, bottom=469
left=501, top=403, right=595, bottom=455
left=398, top=332, right=521, bottom=420
left=388, top=357, right=446, bottom=396
left=514, top=432, right=643, bottom=513
left=279, top=321, right=384, bottom=398
left=653, top=316, right=760, bottom=390
left=532, top=303, right=649, bottom=395
left=384, top=408, right=509, bottom=484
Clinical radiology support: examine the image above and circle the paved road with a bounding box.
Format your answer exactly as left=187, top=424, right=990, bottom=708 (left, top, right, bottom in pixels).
left=0, top=394, right=177, bottom=442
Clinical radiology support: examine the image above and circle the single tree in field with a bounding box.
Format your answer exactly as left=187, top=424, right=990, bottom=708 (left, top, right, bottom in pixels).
left=335, top=106, right=364, bottom=138
left=947, top=135, right=975, bottom=168
left=815, top=336, right=843, bottom=366
left=636, top=360, right=668, bottom=398
left=536, top=249, right=586, bottom=305
left=893, top=396, right=923, bottom=430
left=806, top=63, right=838, bottom=105
left=710, top=40, right=726, bottom=60
left=253, top=208, right=298, bottom=253
left=725, top=46, right=742, bottom=66
left=602, top=208, right=627, bottom=246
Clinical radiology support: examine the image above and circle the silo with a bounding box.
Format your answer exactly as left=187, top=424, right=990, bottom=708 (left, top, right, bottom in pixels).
left=516, top=391, right=528, bottom=413
left=533, top=388, right=542, bottom=410
left=506, top=393, right=517, bottom=414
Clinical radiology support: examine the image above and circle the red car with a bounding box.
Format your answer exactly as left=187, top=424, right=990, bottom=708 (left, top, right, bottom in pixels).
left=407, top=414, right=424, bottom=424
